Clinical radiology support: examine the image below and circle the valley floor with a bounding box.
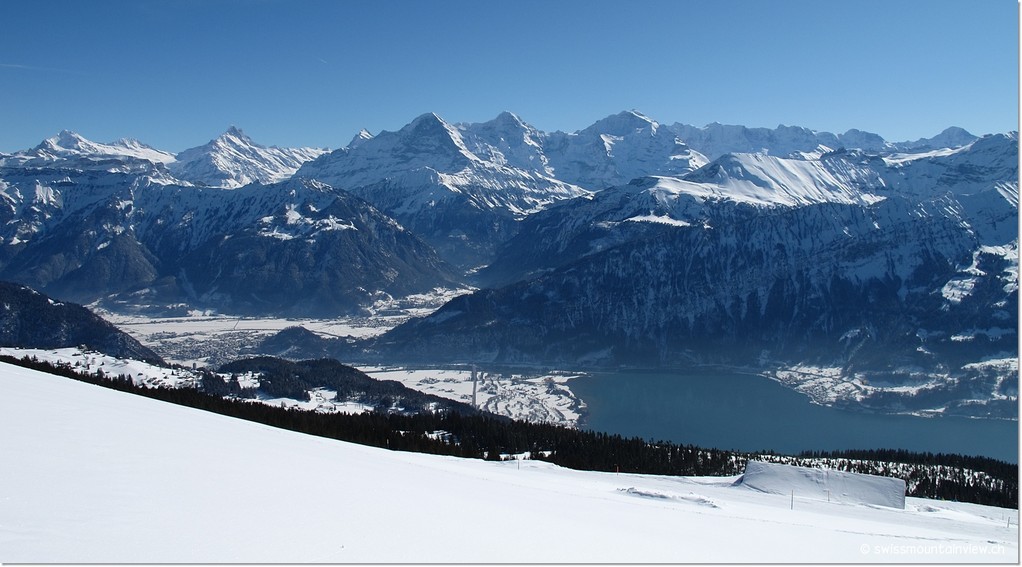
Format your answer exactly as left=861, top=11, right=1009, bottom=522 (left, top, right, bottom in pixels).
left=96, top=301, right=1018, bottom=424
left=93, top=286, right=471, bottom=368
left=1, top=361, right=1016, bottom=563
left=359, top=365, right=586, bottom=427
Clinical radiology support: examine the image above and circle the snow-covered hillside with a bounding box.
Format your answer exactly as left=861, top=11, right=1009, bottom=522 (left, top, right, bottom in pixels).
left=0, top=346, right=197, bottom=388
left=2, top=363, right=1016, bottom=563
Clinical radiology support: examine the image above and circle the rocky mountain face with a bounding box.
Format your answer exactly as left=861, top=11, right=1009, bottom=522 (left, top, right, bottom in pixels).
left=354, top=132, right=1018, bottom=417
left=168, top=127, right=328, bottom=188
left=0, top=281, right=163, bottom=364
left=0, top=164, right=456, bottom=316
left=296, top=112, right=590, bottom=270
left=530, top=110, right=709, bottom=189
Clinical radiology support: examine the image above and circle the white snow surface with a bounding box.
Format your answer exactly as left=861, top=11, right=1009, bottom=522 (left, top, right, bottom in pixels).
left=740, top=460, right=906, bottom=509
left=1, top=363, right=1016, bottom=563
left=0, top=346, right=198, bottom=389
left=681, top=153, right=888, bottom=207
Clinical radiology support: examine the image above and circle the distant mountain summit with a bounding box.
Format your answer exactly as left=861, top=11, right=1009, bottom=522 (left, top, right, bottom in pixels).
left=168, top=127, right=328, bottom=188
left=541, top=110, right=708, bottom=189
left=0, top=130, right=179, bottom=180
left=25, top=130, right=177, bottom=165
left=296, top=112, right=589, bottom=269
left=898, top=126, right=978, bottom=151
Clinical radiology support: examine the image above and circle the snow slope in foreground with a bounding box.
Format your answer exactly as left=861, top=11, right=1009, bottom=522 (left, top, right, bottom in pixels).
left=0, top=362, right=1016, bottom=563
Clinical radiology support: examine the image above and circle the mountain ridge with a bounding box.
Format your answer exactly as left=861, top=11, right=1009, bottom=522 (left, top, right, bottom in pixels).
left=0, top=113, right=1014, bottom=417
left=0, top=280, right=163, bottom=364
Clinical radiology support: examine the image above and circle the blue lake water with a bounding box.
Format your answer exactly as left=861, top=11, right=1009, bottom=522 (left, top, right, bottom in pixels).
left=569, top=370, right=1018, bottom=463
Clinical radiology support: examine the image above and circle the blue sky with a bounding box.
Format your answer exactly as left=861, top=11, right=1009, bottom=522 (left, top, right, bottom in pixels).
left=1, top=0, right=1017, bottom=152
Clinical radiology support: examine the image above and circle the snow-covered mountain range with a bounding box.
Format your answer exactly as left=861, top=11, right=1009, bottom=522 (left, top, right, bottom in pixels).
left=1, top=129, right=177, bottom=168
left=358, top=130, right=1017, bottom=417
left=295, top=112, right=591, bottom=268
left=0, top=111, right=1014, bottom=417
left=0, top=127, right=327, bottom=188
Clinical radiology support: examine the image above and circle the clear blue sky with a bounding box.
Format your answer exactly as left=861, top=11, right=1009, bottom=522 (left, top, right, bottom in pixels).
left=1, top=0, right=1017, bottom=152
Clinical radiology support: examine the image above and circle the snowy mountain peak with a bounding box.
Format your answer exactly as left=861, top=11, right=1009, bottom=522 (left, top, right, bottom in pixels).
left=211, top=126, right=255, bottom=148
left=393, top=112, right=480, bottom=164
left=464, top=111, right=542, bottom=141
left=583, top=110, right=659, bottom=137
left=45, top=129, right=91, bottom=151
left=899, top=126, right=979, bottom=151
left=839, top=129, right=888, bottom=150
left=451, top=112, right=553, bottom=178
left=407, top=111, right=449, bottom=130
left=347, top=129, right=374, bottom=149
left=35, top=130, right=115, bottom=157
left=491, top=110, right=528, bottom=129
left=404, top=112, right=467, bottom=143
left=168, top=127, right=328, bottom=189
left=10, top=130, right=177, bottom=167
left=937, top=126, right=975, bottom=142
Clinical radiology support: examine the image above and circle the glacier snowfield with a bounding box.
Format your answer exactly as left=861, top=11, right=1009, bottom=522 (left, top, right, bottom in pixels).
left=1, top=361, right=1016, bottom=563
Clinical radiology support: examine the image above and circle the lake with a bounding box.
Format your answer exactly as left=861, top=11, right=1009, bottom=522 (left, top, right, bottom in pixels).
left=570, top=370, right=1018, bottom=463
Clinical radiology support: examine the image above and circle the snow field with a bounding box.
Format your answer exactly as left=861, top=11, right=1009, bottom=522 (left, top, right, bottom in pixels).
left=0, top=346, right=380, bottom=415
left=0, top=345, right=585, bottom=425
left=1, top=362, right=1016, bottom=563
left=740, top=460, right=906, bottom=508
left=0, top=346, right=198, bottom=389
left=772, top=357, right=1018, bottom=416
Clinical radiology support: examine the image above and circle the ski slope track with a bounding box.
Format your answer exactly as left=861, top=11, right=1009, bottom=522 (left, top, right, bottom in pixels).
left=1, top=363, right=1016, bottom=563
